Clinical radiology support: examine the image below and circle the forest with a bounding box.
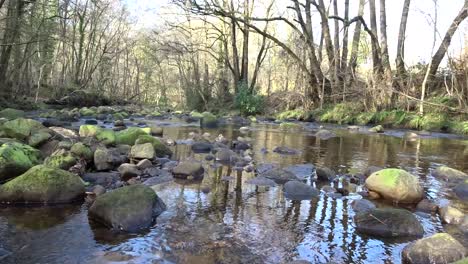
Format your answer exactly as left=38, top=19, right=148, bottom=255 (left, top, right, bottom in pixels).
left=0, top=0, right=467, bottom=133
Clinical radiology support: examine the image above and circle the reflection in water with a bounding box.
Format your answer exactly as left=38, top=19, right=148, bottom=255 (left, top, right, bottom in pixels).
left=0, top=121, right=467, bottom=264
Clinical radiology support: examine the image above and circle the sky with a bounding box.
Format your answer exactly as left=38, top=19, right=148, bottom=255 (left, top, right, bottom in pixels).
left=123, top=0, right=467, bottom=65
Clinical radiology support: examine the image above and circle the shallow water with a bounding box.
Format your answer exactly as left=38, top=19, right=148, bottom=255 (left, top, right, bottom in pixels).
left=1, top=117, right=467, bottom=264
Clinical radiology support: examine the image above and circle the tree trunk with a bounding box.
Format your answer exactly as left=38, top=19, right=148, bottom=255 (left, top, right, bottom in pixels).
left=379, top=0, right=391, bottom=74
left=396, top=0, right=411, bottom=76
left=347, top=0, right=365, bottom=84
left=369, top=0, right=382, bottom=74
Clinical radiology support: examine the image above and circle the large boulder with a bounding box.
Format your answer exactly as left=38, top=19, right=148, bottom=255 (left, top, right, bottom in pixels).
left=354, top=208, right=423, bottom=238
left=43, top=149, right=77, bottom=170
left=401, top=233, right=466, bottom=264
left=0, top=142, right=41, bottom=182
left=0, top=165, right=85, bottom=204
left=96, top=129, right=116, bottom=146
left=0, top=108, right=25, bottom=120
left=88, top=184, right=166, bottom=232
left=351, top=199, right=376, bottom=213
left=283, top=181, right=319, bottom=200
left=172, top=161, right=204, bottom=180
left=70, top=142, right=93, bottom=160
left=135, top=135, right=172, bottom=157
left=262, top=169, right=300, bottom=184
left=94, top=147, right=124, bottom=171
left=2, top=118, right=51, bottom=146
left=365, top=168, right=423, bottom=203
left=453, top=181, right=468, bottom=202
left=433, top=166, right=467, bottom=183
left=115, top=127, right=150, bottom=145
left=130, top=143, right=155, bottom=160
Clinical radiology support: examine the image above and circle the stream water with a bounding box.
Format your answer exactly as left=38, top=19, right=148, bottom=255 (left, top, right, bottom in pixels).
left=0, top=117, right=467, bottom=264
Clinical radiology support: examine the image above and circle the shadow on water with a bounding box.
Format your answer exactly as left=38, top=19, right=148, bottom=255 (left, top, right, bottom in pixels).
left=0, top=120, right=467, bottom=263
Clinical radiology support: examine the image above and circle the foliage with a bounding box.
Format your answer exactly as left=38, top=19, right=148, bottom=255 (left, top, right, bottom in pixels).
left=234, top=83, right=264, bottom=116
left=318, top=102, right=364, bottom=124
left=276, top=109, right=311, bottom=121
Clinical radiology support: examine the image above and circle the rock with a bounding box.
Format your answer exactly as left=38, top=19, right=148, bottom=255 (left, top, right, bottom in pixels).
left=351, top=199, right=376, bottom=213
left=92, top=185, right=106, bottom=196
left=368, top=190, right=381, bottom=200
left=2, top=118, right=48, bottom=141
left=354, top=208, right=424, bottom=238
left=365, top=168, right=423, bottom=203
left=136, top=159, right=153, bottom=170
left=150, top=126, right=163, bottom=136
left=114, top=120, right=125, bottom=127
left=130, top=143, right=155, bottom=160
left=118, top=163, right=141, bottom=181
left=273, top=146, right=300, bottom=155
left=172, top=161, right=204, bottom=180
left=453, top=181, right=468, bottom=202
left=85, top=119, right=98, bottom=125
left=0, top=142, right=41, bottom=182
left=439, top=206, right=465, bottom=225
left=0, top=108, right=25, bottom=120
left=0, top=247, right=12, bottom=260
left=215, top=148, right=237, bottom=164
left=416, top=199, right=438, bottom=213
left=142, top=168, right=174, bottom=186
left=321, top=185, right=337, bottom=193
left=191, top=142, right=213, bottom=153
left=0, top=165, right=85, bottom=204
left=283, top=181, right=319, bottom=200
left=70, top=142, right=93, bottom=160
left=79, top=125, right=101, bottom=137
left=135, top=135, right=172, bottom=157
left=205, top=154, right=215, bottom=161
left=246, top=176, right=277, bottom=187
left=262, top=169, right=300, bottom=184
left=39, top=139, right=59, bottom=157
left=82, top=172, right=120, bottom=188
left=433, top=166, right=467, bottom=183
left=49, top=127, right=78, bottom=139
left=402, top=233, right=466, bottom=264
left=239, top=126, right=250, bottom=133
left=96, top=129, right=116, bottom=146
left=316, top=167, right=336, bottom=181
left=284, top=164, right=315, bottom=180
left=315, top=129, right=336, bottom=140
left=115, top=127, right=150, bottom=145
left=364, top=166, right=383, bottom=178
left=94, top=147, right=123, bottom=171
left=256, top=163, right=278, bottom=174
left=116, top=144, right=131, bottom=155
left=200, top=112, right=218, bottom=128
left=44, top=149, right=77, bottom=170
left=233, top=141, right=250, bottom=151
left=28, top=130, right=52, bottom=147
left=369, top=125, right=384, bottom=133
left=88, top=184, right=166, bottom=232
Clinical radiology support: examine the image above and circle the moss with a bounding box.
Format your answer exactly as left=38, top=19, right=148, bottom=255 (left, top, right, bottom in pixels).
left=0, top=108, right=25, bottom=120
left=200, top=112, right=218, bottom=128
left=113, top=112, right=125, bottom=120
left=355, top=112, right=374, bottom=125
left=135, top=135, right=172, bottom=157
left=96, top=129, right=116, bottom=146
left=115, top=127, right=150, bottom=145
left=79, top=125, right=101, bottom=137
left=407, top=113, right=449, bottom=131
left=44, top=149, right=77, bottom=170
left=277, top=109, right=310, bottom=121
left=79, top=107, right=96, bottom=117
left=152, top=111, right=162, bottom=117
left=2, top=118, right=45, bottom=140
left=370, top=168, right=400, bottom=188
left=279, top=122, right=303, bottom=130
left=248, top=116, right=257, bottom=123
left=70, top=142, right=93, bottom=160
left=318, top=103, right=364, bottom=124
left=0, top=142, right=41, bottom=182
left=190, top=111, right=203, bottom=118
left=448, top=120, right=468, bottom=135
left=28, top=130, right=52, bottom=147
left=0, top=165, right=85, bottom=204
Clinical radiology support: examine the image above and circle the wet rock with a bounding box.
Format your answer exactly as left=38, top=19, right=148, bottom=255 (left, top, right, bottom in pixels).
left=85, top=119, right=98, bottom=125
left=215, top=148, right=238, bottom=164
left=0, top=108, right=25, bottom=120
left=321, top=185, right=337, bottom=193
left=70, top=142, right=93, bottom=160
left=284, top=181, right=319, bottom=200
left=439, top=206, right=465, bottom=225
left=233, top=141, right=250, bottom=151
left=50, top=127, right=79, bottom=140
left=200, top=112, right=218, bottom=128
left=142, top=168, right=174, bottom=186
left=103, top=251, right=135, bottom=262
left=150, top=126, right=163, bottom=136
left=273, top=146, right=300, bottom=155
left=205, top=154, right=215, bottom=161
left=118, top=163, right=141, bottom=181
left=96, top=129, right=116, bottom=146
left=365, top=168, right=423, bottom=203
left=433, top=166, right=467, bottom=183
left=92, top=185, right=106, bottom=196
left=115, top=127, right=150, bottom=145
left=114, top=120, right=125, bottom=127
left=172, top=161, right=204, bottom=180
left=315, top=129, right=336, bottom=140
left=453, top=181, right=468, bottom=202
left=94, top=147, right=123, bottom=171
left=416, top=199, right=438, bottom=213
left=136, top=159, right=153, bottom=170
left=369, top=125, right=384, bottom=133
left=351, top=199, right=376, bottom=213
left=284, top=164, right=315, bottom=181
left=88, top=184, right=166, bottom=232
left=0, top=142, right=41, bottom=182
left=316, top=167, right=336, bottom=181
left=82, top=172, right=120, bottom=188
left=191, top=141, right=213, bottom=153
left=402, top=233, right=466, bottom=264
left=135, top=135, right=172, bottom=157
left=256, top=163, right=278, bottom=174
left=44, top=149, right=77, bottom=170
left=368, top=190, right=381, bottom=200
left=0, top=165, right=85, bottom=204
left=262, top=169, right=300, bottom=184
left=130, top=143, right=155, bottom=160
left=364, top=166, right=383, bottom=178
left=354, top=208, right=424, bottom=238
left=246, top=176, right=277, bottom=187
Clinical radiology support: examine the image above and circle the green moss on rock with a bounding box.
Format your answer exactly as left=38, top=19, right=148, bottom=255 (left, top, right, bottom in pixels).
left=2, top=118, right=46, bottom=140
left=0, top=108, right=25, bottom=120
left=44, top=149, right=77, bottom=170
left=96, top=129, right=116, bottom=146
left=135, top=135, right=172, bottom=157
left=70, top=142, right=93, bottom=160
left=79, top=125, right=101, bottom=137
left=0, top=142, right=41, bottom=182
left=115, top=127, right=150, bottom=145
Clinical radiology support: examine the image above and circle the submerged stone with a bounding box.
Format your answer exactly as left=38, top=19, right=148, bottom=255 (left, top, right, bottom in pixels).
left=433, top=166, right=467, bottom=183
left=172, top=161, right=204, bottom=180
left=283, top=181, right=319, bottom=200
left=262, top=169, right=300, bottom=184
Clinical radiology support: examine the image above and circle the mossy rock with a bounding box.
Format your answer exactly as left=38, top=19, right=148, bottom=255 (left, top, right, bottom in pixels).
left=0, top=108, right=25, bottom=120
left=96, top=129, right=116, bottom=146
left=113, top=112, right=125, bottom=121
left=369, top=125, right=384, bottom=133
left=115, top=127, right=150, bottom=145
left=130, top=143, right=155, bottom=160
left=0, top=165, right=85, bottom=204
left=200, top=112, right=218, bottom=128
left=135, top=135, right=172, bottom=158
left=44, top=149, right=77, bottom=170
left=79, top=125, right=101, bottom=137
left=2, top=118, right=46, bottom=140
left=279, top=122, right=303, bottom=131
left=365, top=168, right=423, bottom=203
left=0, top=142, right=41, bottom=182
left=88, top=184, right=166, bottom=232
left=79, top=107, right=96, bottom=117
left=433, top=166, right=467, bottom=183
left=402, top=233, right=467, bottom=264
left=190, top=111, right=203, bottom=118
left=28, top=130, right=52, bottom=147
left=70, top=142, right=93, bottom=160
